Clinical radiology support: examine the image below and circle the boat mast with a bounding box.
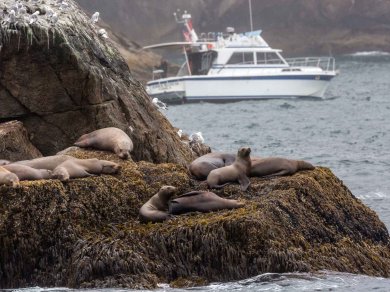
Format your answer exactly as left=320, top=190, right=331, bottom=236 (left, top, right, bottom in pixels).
left=174, top=10, right=196, bottom=75
left=249, top=0, right=253, bottom=31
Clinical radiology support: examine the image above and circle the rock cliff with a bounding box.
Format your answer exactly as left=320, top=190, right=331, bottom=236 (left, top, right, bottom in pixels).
left=0, top=0, right=195, bottom=164
left=0, top=148, right=389, bottom=289
left=0, top=121, right=42, bottom=161
left=77, top=0, right=390, bottom=56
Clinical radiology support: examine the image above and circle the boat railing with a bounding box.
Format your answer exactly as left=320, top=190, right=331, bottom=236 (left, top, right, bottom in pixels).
left=284, top=57, right=336, bottom=72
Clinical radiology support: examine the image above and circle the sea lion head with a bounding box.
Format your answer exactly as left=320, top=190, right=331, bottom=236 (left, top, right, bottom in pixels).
left=115, top=140, right=132, bottom=160
left=0, top=160, right=10, bottom=166
left=52, top=167, right=70, bottom=181
left=4, top=173, right=20, bottom=188
left=100, top=160, right=121, bottom=174
left=158, top=185, right=177, bottom=201
left=237, top=147, right=251, bottom=158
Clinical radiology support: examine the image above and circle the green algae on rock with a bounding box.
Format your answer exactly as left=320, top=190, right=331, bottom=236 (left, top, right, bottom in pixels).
left=0, top=149, right=389, bottom=289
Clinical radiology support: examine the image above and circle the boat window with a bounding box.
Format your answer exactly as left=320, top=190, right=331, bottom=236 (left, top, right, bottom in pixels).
left=227, top=52, right=255, bottom=65
left=256, top=52, right=284, bottom=65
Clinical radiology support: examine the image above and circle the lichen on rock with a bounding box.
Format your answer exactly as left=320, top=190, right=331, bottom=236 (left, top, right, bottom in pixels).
left=0, top=148, right=389, bottom=289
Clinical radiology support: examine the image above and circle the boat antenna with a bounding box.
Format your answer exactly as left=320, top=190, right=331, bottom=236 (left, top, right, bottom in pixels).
left=249, top=0, right=254, bottom=31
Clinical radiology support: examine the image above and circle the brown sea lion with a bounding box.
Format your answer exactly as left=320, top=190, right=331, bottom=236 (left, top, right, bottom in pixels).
left=0, top=166, right=20, bottom=187
left=52, top=158, right=121, bottom=181
left=0, top=160, right=11, bottom=166
left=250, top=157, right=315, bottom=178
left=74, top=127, right=133, bottom=159
left=14, top=155, right=75, bottom=170
left=189, top=152, right=236, bottom=180
left=139, top=186, right=177, bottom=223
left=3, top=164, right=52, bottom=181
left=207, top=147, right=252, bottom=191
left=169, top=191, right=244, bottom=215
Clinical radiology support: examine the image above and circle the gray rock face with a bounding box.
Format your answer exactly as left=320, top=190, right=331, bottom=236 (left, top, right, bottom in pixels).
left=0, top=120, right=42, bottom=161
left=0, top=0, right=196, bottom=164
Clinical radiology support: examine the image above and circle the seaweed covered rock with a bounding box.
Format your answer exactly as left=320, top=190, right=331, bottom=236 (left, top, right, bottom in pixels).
left=0, top=149, right=389, bottom=289
left=0, top=0, right=196, bottom=164
left=0, top=120, right=42, bottom=161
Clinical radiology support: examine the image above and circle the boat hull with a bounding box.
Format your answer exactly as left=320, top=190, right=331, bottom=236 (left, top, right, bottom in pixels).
left=146, top=74, right=335, bottom=103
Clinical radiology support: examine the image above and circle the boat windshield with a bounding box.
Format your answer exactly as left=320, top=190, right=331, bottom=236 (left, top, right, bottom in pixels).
left=256, top=52, right=285, bottom=64
left=226, top=51, right=285, bottom=65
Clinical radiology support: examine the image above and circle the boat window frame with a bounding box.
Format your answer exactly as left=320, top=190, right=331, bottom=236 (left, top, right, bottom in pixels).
left=255, top=51, right=286, bottom=65
left=226, top=51, right=256, bottom=66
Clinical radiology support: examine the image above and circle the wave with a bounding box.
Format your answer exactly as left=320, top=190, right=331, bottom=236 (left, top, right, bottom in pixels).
left=346, top=51, right=390, bottom=57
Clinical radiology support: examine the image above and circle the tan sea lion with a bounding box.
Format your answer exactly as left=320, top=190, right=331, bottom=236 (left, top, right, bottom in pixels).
left=0, top=166, right=20, bottom=187
left=74, top=127, right=133, bottom=159
left=250, top=157, right=315, bottom=178
left=14, top=155, right=75, bottom=170
left=52, top=158, right=121, bottom=181
left=189, top=152, right=236, bottom=180
left=207, top=147, right=252, bottom=191
left=3, top=164, right=52, bottom=181
left=0, top=160, right=11, bottom=166
left=169, top=191, right=245, bottom=214
left=139, top=186, right=177, bottom=223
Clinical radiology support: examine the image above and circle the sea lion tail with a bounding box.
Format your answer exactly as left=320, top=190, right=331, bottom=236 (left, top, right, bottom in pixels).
left=298, top=160, right=315, bottom=170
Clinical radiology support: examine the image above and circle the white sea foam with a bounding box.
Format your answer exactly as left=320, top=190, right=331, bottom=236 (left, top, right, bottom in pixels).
left=346, top=51, right=390, bottom=57
left=357, top=191, right=389, bottom=200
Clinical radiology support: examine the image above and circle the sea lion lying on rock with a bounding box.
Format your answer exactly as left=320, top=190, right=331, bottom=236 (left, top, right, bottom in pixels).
left=14, top=155, right=75, bottom=170
left=74, top=127, right=133, bottom=159
left=139, top=186, right=177, bottom=223
left=52, top=158, right=121, bottom=181
left=250, top=157, right=315, bottom=178
left=3, top=164, right=52, bottom=181
left=0, top=166, right=20, bottom=187
left=0, top=160, right=11, bottom=166
left=207, top=147, right=252, bottom=191
left=169, top=191, right=244, bottom=215
left=189, top=152, right=236, bottom=180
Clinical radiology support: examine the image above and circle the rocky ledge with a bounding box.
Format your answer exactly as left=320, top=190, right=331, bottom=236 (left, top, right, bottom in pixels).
left=0, top=149, right=389, bottom=289
left=0, top=0, right=195, bottom=165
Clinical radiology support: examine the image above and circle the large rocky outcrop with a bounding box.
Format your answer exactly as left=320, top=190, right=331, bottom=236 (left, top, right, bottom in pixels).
left=0, top=0, right=195, bottom=164
left=0, top=148, right=389, bottom=289
left=0, top=120, right=42, bottom=161
left=78, top=0, right=390, bottom=55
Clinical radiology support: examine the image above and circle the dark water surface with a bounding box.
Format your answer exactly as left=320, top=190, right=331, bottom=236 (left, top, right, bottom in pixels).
left=16, top=55, right=390, bottom=291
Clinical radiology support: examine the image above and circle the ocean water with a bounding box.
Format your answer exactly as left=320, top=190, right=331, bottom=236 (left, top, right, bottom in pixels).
left=14, top=55, right=390, bottom=291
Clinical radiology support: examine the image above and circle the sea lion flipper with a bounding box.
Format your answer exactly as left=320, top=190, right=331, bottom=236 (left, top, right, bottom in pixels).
left=238, top=174, right=250, bottom=191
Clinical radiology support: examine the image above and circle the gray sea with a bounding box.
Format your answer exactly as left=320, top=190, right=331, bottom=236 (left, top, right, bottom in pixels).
left=12, top=54, right=390, bottom=291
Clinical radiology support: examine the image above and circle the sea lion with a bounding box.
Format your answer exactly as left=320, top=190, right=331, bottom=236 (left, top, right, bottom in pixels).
left=169, top=191, right=245, bottom=215
left=3, top=164, right=52, bottom=181
left=52, top=158, right=121, bottom=181
left=0, top=160, right=11, bottom=166
left=139, top=186, right=177, bottom=223
left=14, top=155, right=75, bottom=170
left=250, top=157, right=315, bottom=178
left=0, top=166, right=20, bottom=187
left=189, top=152, right=236, bottom=180
left=74, top=127, right=133, bottom=159
left=207, top=147, right=252, bottom=191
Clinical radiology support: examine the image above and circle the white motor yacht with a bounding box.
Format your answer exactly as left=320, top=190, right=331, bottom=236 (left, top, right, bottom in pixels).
left=144, top=11, right=337, bottom=103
